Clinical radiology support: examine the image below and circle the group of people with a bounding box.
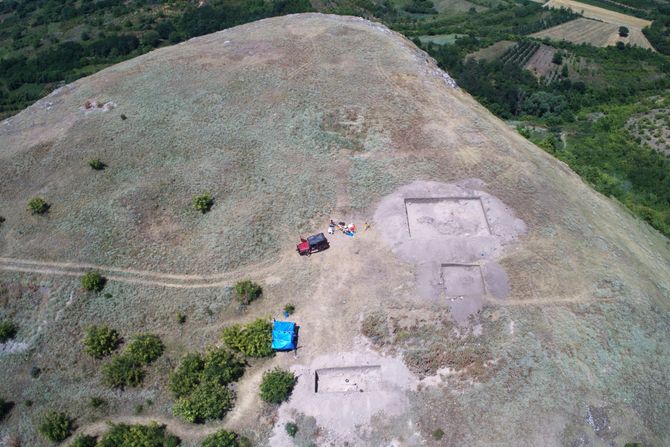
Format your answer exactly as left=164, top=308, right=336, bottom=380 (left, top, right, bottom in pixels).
left=328, top=219, right=370, bottom=236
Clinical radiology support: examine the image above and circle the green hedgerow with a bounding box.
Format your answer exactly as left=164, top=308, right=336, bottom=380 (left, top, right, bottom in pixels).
left=201, top=429, right=250, bottom=447
left=27, top=197, right=49, bottom=215
left=285, top=422, right=298, bottom=437
left=88, top=159, right=105, bottom=170
left=259, top=368, right=297, bottom=404
left=172, top=381, right=234, bottom=423
left=0, top=319, right=18, bottom=343
left=192, top=193, right=214, bottom=213
left=83, top=325, right=121, bottom=359
left=97, top=423, right=180, bottom=447
left=81, top=271, right=106, bottom=292
left=102, top=354, right=145, bottom=388
left=126, top=334, right=164, bottom=364
left=38, top=411, right=74, bottom=442
left=70, top=434, right=97, bottom=447
left=234, top=280, right=262, bottom=305
left=221, top=319, right=273, bottom=358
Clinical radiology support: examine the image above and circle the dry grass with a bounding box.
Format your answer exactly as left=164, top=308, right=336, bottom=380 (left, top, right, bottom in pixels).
left=465, top=40, right=516, bottom=61
left=544, top=0, right=652, bottom=28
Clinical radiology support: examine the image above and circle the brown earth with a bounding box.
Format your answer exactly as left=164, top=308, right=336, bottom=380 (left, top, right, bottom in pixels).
left=0, top=13, right=669, bottom=447
left=531, top=17, right=655, bottom=49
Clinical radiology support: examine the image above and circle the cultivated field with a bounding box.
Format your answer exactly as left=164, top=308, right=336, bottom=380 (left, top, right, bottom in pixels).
left=523, top=44, right=559, bottom=78
left=544, top=0, right=652, bottom=28
left=465, top=40, right=516, bottom=61
left=531, top=17, right=655, bottom=49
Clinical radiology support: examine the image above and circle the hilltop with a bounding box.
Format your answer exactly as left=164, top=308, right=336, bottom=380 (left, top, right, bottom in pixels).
left=0, top=13, right=669, bottom=447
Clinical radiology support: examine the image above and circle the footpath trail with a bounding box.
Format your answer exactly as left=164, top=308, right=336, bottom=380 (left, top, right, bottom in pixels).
left=77, top=415, right=224, bottom=442
left=0, top=256, right=281, bottom=289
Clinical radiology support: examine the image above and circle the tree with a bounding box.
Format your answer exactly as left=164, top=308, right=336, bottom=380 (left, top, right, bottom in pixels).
left=81, top=271, right=106, bottom=292
left=141, top=30, right=160, bottom=48
left=259, top=368, right=297, bottom=404
left=221, top=319, right=273, bottom=358
left=126, top=334, right=164, bottom=364
left=0, top=319, right=18, bottom=343
left=38, top=411, right=74, bottom=442
left=201, top=429, right=250, bottom=447
left=27, top=197, right=49, bottom=214
left=169, top=353, right=205, bottom=398
left=619, top=26, right=629, bottom=37
left=234, top=280, right=262, bottom=305
left=83, top=325, right=121, bottom=359
left=172, top=382, right=234, bottom=423
left=552, top=51, right=563, bottom=65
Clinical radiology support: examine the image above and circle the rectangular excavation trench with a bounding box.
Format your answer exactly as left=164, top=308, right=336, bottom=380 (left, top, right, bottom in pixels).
left=441, top=264, right=486, bottom=298
left=314, top=365, right=382, bottom=394
left=404, top=197, right=491, bottom=238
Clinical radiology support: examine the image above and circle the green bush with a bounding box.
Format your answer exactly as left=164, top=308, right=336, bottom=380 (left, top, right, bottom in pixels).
left=83, top=325, right=121, bottom=359
left=169, top=353, right=205, bottom=398
left=88, top=159, right=105, bottom=170
left=102, top=354, right=144, bottom=388
left=234, top=280, right=262, bottom=305
left=285, top=422, right=298, bottom=437
left=259, top=368, right=297, bottom=404
left=221, top=319, right=273, bottom=358
left=81, top=271, right=106, bottom=292
left=126, top=334, right=164, bottom=364
left=172, top=381, right=234, bottom=423
left=27, top=197, right=49, bottom=214
left=283, top=303, right=295, bottom=316
left=38, top=411, right=74, bottom=442
left=70, top=434, right=97, bottom=447
left=432, top=428, right=444, bottom=440
left=0, top=397, right=13, bottom=421
left=192, top=193, right=214, bottom=213
left=201, top=429, right=250, bottom=447
left=97, top=423, right=180, bottom=447
left=0, top=319, right=18, bottom=343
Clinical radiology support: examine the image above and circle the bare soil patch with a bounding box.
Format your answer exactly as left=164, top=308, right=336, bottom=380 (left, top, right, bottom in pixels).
left=405, top=197, right=491, bottom=238
left=524, top=44, right=559, bottom=78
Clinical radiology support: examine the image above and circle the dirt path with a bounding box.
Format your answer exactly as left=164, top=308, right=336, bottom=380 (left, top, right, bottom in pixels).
left=76, top=415, right=224, bottom=442
left=0, top=255, right=284, bottom=289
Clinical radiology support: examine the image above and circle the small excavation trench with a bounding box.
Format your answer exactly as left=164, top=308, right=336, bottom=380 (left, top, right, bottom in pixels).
left=314, top=365, right=382, bottom=393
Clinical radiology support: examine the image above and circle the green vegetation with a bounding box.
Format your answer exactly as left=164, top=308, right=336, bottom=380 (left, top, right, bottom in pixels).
left=69, top=434, right=97, bottom=447
left=222, top=319, right=273, bottom=357
left=83, top=325, right=121, bottom=359
left=432, top=428, right=445, bottom=440
left=102, top=354, right=144, bottom=388
left=644, top=14, right=670, bottom=54
left=259, top=368, right=297, bottom=404
left=89, top=397, right=106, bottom=409
left=285, top=422, right=299, bottom=437
left=0, top=319, right=18, bottom=343
left=97, top=422, right=180, bottom=447
left=201, top=429, right=250, bottom=447
left=38, top=411, right=74, bottom=443
left=284, top=303, right=296, bottom=316
left=192, top=193, right=214, bottom=213
left=0, top=397, right=13, bottom=421
left=88, top=158, right=106, bottom=170
left=169, top=348, right=244, bottom=423
left=27, top=197, right=49, bottom=214
left=234, top=279, right=263, bottom=305
left=619, top=26, right=630, bottom=37
left=173, top=381, right=234, bottom=423
left=81, top=271, right=106, bottom=292
left=176, top=312, right=186, bottom=324
left=126, top=334, right=164, bottom=364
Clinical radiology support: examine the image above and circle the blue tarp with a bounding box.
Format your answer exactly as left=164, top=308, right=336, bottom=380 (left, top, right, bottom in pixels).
left=272, top=320, right=297, bottom=351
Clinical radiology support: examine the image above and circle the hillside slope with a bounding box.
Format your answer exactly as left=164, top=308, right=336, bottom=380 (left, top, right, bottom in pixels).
left=0, top=13, right=668, bottom=447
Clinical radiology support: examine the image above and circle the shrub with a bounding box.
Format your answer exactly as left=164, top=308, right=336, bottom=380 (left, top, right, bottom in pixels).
left=259, top=368, right=296, bottom=404
left=201, top=429, right=249, bottom=447
left=88, top=159, right=105, bottom=170
left=619, top=26, right=629, bottom=37
left=552, top=51, right=563, bottom=65
left=172, top=381, right=234, bottom=423
left=285, top=422, right=298, bottom=437
left=192, top=193, right=214, bottom=213
left=70, top=434, right=97, bottom=447
left=234, top=280, right=262, bottom=305
left=89, top=397, right=106, bottom=408
left=0, top=319, right=18, bottom=342
left=102, top=354, right=144, bottom=388
left=169, top=353, right=205, bottom=398
left=221, top=319, right=273, bottom=358
left=27, top=197, right=49, bottom=214
left=97, top=423, right=180, bottom=447
left=432, top=428, right=444, bottom=440
left=38, top=411, right=73, bottom=442
left=0, top=216, right=5, bottom=226
left=83, top=325, right=121, bottom=359
left=283, top=303, right=295, bottom=316
left=81, top=271, right=106, bottom=292
left=126, top=334, right=164, bottom=364
left=0, top=397, right=14, bottom=421
left=30, top=366, right=41, bottom=378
